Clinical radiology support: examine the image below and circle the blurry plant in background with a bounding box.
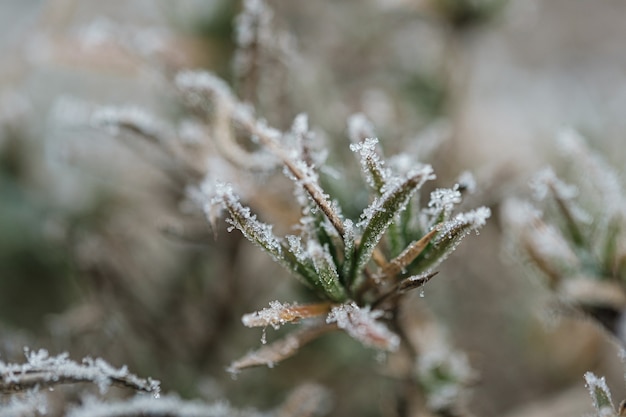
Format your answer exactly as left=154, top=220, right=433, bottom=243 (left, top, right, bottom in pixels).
left=502, top=130, right=626, bottom=417
left=503, top=130, right=626, bottom=342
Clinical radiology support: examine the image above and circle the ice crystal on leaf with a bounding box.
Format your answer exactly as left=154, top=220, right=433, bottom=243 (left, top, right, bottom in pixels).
left=179, top=62, right=490, bottom=371
left=350, top=137, right=391, bottom=193
left=584, top=372, right=616, bottom=417
left=326, top=302, right=400, bottom=352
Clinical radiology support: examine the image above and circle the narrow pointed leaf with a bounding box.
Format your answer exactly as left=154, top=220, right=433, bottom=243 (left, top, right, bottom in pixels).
left=382, top=227, right=440, bottom=279
left=227, top=323, right=337, bottom=372
left=217, top=183, right=283, bottom=260
left=326, top=302, right=400, bottom=351
left=584, top=372, right=615, bottom=415
left=216, top=185, right=323, bottom=293
left=350, top=166, right=434, bottom=286
left=308, top=241, right=348, bottom=302
left=242, top=301, right=334, bottom=329
left=350, top=137, right=389, bottom=194
left=415, top=207, right=491, bottom=273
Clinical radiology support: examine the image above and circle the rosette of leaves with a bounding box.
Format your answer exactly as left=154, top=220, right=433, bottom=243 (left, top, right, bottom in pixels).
left=184, top=71, right=491, bottom=372
left=502, top=130, right=626, bottom=343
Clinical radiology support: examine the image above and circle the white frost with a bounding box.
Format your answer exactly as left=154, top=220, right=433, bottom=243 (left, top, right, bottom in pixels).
left=327, top=302, right=399, bottom=351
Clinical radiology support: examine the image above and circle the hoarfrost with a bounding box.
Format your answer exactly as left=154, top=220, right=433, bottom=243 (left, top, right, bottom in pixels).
left=242, top=301, right=294, bottom=330
left=350, top=137, right=391, bottom=190
left=584, top=371, right=615, bottom=416
left=0, top=348, right=160, bottom=396
left=456, top=171, right=476, bottom=193
left=427, top=188, right=462, bottom=218
left=213, top=182, right=282, bottom=259
left=327, top=303, right=399, bottom=351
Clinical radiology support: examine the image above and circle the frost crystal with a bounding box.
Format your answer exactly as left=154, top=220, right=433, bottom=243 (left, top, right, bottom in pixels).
left=427, top=188, right=462, bottom=219
left=213, top=183, right=282, bottom=260
left=327, top=303, right=400, bottom=351
left=584, top=371, right=615, bottom=416
left=0, top=349, right=160, bottom=396
left=242, top=301, right=294, bottom=330
left=456, top=171, right=476, bottom=193
left=350, top=137, right=391, bottom=191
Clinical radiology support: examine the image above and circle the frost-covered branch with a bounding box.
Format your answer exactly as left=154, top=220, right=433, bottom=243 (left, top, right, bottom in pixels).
left=0, top=349, right=160, bottom=395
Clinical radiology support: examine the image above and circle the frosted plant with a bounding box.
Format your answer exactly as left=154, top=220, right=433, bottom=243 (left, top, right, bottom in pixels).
left=502, top=130, right=626, bottom=344
left=175, top=66, right=491, bottom=373
left=80, top=2, right=493, bottom=415
left=0, top=348, right=160, bottom=417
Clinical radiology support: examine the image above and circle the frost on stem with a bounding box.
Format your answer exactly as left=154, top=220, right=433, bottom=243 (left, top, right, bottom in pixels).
left=241, top=301, right=332, bottom=330
left=425, top=187, right=462, bottom=224
left=0, top=348, right=160, bottom=396
left=584, top=372, right=616, bottom=417
left=350, top=137, right=391, bottom=194
left=213, top=183, right=345, bottom=301
left=326, top=302, right=400, bottom=352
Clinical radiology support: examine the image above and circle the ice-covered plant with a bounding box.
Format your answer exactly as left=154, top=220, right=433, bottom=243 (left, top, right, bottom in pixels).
left=502, top=130, right=626, bottom=343
left=78, top=1, right=491, bottom=414
left=177, top=64, right=491, bottom=372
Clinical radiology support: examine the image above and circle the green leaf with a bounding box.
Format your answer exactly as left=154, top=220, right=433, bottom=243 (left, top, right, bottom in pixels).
left=309, top=241, right=348, bottom=302
left=414, top=207, right=491, bottom=273
left=349, top=167, right=434, bottom=287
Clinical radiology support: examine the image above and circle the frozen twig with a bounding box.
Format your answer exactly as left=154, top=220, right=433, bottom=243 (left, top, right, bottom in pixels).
left=0, top=349, right=160, bottom=396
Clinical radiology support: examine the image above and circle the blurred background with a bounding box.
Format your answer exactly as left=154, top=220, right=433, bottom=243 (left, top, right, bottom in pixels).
left=1, top=1, right=625, bottom=416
